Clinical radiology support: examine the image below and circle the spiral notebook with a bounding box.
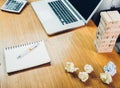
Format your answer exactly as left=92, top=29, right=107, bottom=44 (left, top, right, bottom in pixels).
left=4, top=40, right=50, bottom=73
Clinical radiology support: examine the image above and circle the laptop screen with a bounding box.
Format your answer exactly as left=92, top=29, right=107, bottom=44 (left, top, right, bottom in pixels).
left=69, top=0, right=101, bottom=20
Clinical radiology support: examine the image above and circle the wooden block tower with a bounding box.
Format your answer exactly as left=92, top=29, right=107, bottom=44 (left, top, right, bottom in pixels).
left=94, top=11, right=120, bottom=53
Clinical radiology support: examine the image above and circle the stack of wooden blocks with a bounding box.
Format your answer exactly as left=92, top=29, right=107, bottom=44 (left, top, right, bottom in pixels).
left=94, top=11, right=120, bottom=53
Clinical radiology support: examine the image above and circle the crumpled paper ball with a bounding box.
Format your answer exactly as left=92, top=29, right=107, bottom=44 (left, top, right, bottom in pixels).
left=84, top=64, right=94, bottom=74
left=78, top=72, right=89, bottom=82
left=100, top=73, right=112, bottom=84
left=65, top=62, right=79, bottom=73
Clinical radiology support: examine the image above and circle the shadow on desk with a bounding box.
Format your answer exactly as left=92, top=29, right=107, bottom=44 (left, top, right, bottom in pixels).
left=7, top=62, right=51, bottom=75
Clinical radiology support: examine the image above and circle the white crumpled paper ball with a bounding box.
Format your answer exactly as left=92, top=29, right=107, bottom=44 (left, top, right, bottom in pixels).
left=100, top=73, right=112, bottom=84
left=78, top=72, right=89, bottom=82
left=84, top=64, right=94, bottom=74
left=65, top=62, right=79, bottom=73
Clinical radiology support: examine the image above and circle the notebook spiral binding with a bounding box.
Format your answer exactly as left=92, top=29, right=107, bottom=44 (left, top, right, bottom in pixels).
left=5, top=40, right=43, bottom=50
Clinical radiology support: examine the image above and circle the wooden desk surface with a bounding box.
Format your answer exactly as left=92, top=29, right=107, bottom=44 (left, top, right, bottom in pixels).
left=0, top=0, right=120, bottom=88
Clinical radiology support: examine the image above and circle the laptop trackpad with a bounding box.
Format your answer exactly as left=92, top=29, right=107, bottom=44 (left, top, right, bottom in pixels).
left=32, top=1, right=63, bottom=30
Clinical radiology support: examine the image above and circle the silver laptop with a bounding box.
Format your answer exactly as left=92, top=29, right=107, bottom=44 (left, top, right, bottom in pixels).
left=31, top=0, right=103, bottom=35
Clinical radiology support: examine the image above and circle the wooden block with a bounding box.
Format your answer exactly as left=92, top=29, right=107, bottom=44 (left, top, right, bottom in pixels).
left=107, top=11, right=120, bottom=22
left=95, top=11, right=120, bottom=53
left=100, top=11, right=120, bottom=32
left=100, top=17, right=106, bottom=28
left=98, top=22, right=105, bottom=34
left=98, top=48, right=113, bottom=53
left=100, top=11, right=112, bottom=25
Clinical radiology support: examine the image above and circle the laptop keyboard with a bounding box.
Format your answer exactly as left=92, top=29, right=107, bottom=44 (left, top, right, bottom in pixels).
left=48, top=0, right=78, bottom=25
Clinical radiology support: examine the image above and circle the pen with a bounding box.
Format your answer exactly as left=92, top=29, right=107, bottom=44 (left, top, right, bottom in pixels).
left=17, top=43, right=39, bottom=59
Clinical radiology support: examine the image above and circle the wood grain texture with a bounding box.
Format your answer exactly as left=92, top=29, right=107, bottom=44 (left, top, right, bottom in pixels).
left=0, top=0, right=120, bottom=88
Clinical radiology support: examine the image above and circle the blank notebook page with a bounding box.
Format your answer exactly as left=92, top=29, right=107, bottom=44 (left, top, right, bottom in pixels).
left=4, top=40, right=50, bottom=73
